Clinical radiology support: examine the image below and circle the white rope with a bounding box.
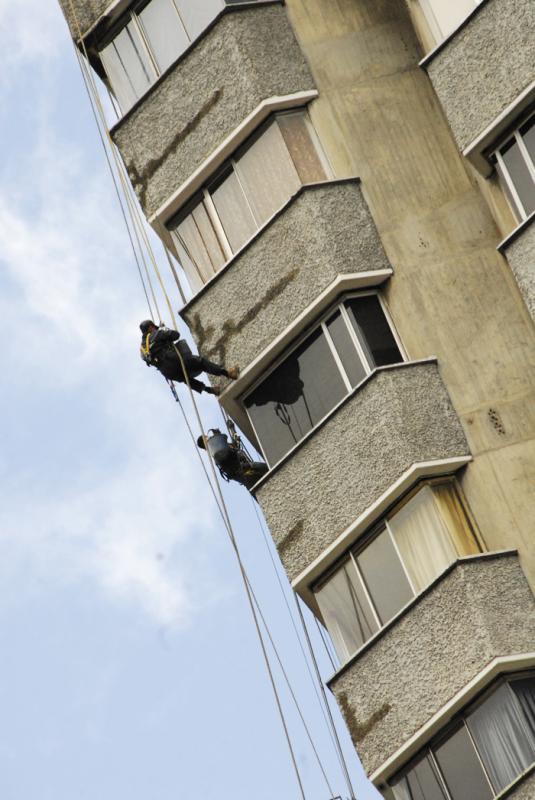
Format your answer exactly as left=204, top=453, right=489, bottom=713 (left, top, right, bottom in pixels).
left=63, top=5, right=350, bottom=796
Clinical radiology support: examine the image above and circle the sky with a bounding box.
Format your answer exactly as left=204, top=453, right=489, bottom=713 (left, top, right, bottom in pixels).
left=0, top=2, right=381, bottom=798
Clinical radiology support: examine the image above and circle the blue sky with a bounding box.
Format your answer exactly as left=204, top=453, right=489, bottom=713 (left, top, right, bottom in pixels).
left=0, top=2, right=381, bottom=798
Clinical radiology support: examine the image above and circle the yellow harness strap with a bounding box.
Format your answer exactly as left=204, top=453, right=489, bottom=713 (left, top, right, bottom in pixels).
left=141, top=332, right=152, bottom=359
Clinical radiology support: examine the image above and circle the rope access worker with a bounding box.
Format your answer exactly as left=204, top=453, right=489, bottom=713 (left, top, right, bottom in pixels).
left=197, top=429, right=268, bottom=490
left=140, top=320, right=239, bottom=395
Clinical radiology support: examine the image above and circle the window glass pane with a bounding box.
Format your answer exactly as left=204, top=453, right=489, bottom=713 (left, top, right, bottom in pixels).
left=345, top=296, right=402, bottom=368
left=391, top=754, right=448, bottom=800
left=356, top=529, right=413, bottom=625
left=388, top=486, right=456, bottom=594
left=277, top=112, right=327, bottom=184
left=315, top=560, right=379, bottom=663
left=138, top=0, right=189, bottom=73
left=500, top=137, right=535, bottom=218
left=325, top=311, right=367, bottom=387
left=426, top=0, right=477, bottom=38
left=511, top=677, right=535, bottom=741
left=176, top=0, right=224, bottom=40
left=432, top=483, right=479, bottom=557
left=172, top=202, right=226, bottom=287
left=245, top=327, right=347, bottom=464
left=101, top=22, right=154, bottom=111
left=211, top=170, right=257, bottom=253
left=467, top=683, right=535, bottom=793
left=520, top=115, right=535, bottom=174
left=235, top=120, right=301, bottom=226
left=433, top=725, right=493, bottom=800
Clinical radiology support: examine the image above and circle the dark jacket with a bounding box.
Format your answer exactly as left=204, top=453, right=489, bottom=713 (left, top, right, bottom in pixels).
left=140, top=326, right=192, bottom=382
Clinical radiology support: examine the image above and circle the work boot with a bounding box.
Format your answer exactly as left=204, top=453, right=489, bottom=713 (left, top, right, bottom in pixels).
left=206, top=385, right=221, bottom=396
left=227, top=366, right=240, bottom=380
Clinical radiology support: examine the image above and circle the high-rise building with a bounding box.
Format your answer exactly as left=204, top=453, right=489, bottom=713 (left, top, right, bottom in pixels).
left=59, top=1, right=535, bottom=797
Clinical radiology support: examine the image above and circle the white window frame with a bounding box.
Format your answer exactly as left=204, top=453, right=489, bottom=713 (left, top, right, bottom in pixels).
left=100, top=0, right=223, bottom=113
left=314, top=478, right=480, bottom=665
left=492, top=112, right=535, bottom=221
left=169, top=109, right=333, bottom=287
left=388, top=673, right=535, bottom=800
left=242, top=291, right=405, bottom=465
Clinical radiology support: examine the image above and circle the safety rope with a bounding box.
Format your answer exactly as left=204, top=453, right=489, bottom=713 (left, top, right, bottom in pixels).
left=63, top=5, right=355, bottom=797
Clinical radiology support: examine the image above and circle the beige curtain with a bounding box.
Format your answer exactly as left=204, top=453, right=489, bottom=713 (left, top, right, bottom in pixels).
left=211, top=170, right=257, bottom=253
left=388, top=485, right=456, bottom=593
left=278, top=112, right=327, bottom=184
left=433, top=482, right=480, bottom=557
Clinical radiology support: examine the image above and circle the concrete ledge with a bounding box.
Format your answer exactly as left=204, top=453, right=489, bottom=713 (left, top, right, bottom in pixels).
left=424, top=0, right=535, bottom=155
left=255, top=360, right=470, bottom=582
left=182, top=180, right=392, bottom=389
left=110, top=3, right=315, bottom=217
left=327, top=552, right=535, bottom=777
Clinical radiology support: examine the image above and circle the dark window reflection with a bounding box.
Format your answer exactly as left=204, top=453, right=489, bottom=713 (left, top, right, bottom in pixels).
left=391, top=754, right=448, bottom=800
left=434, top=725, right=493, bottom=800
left=500, top=136, right=535, bottom=217
left=346, top=295, right=402, bottom=367
left=244, top=294, right=402, bottom=464
left=245, top=327, right=346, bottom=464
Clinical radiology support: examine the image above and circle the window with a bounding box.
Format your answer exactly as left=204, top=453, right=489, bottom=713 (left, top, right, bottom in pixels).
left=168, top=111, right=328, bottom=291
left=243, top=294, right=401, bottom=465
left=386, top=674, right=535, bottom=800
left=491, top=113, right=535, bottom=222
left=314, top=481, right=479, bottom=664
left=419, top=0, right=481, bottom=44
left=100, top=0, right=225, bottom=113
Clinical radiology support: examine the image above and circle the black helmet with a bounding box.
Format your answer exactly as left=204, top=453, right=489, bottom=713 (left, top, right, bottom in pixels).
left=139, top=320, right=155, bottom=333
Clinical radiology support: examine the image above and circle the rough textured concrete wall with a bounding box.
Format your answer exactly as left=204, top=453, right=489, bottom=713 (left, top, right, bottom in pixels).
left=507, top=770, right=535, bottom=799
left=503, top=220, right=535, bottom=323
left=182, top=180, right=391, bottom=371
left=58, top=0, right=110, bottom=38
left=255, top=361, right=469, bottom=581
left=329, top=553, right=535, bottom=776
left=426, top=0, right=535, bottom=151
left=112, top=4, right=315, bottom=217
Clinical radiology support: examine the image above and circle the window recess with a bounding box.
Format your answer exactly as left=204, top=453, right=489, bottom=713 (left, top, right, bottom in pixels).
left=99, top=0, right=225, bottom=114
left=385, top=673, right=535, bottom=800
left=242, top=293, right=402, bottom=466
left=418, top=0, right=482, bottom=46
left=313, top=480, right=479, bottom=665
left=491, top=112, right=535, bottom=222
left=168, top=111, right=329, bottom=292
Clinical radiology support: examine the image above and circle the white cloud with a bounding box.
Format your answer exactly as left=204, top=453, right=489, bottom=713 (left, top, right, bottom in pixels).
left=0, top=41, right=224, bottom=628
left=0, top=0, right=64, bottom=72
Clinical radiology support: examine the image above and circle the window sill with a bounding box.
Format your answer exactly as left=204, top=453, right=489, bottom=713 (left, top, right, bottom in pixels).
left=326, top=550, right=518, bottom=687
left=250, top=357, right=439, bottom=490
left=179, top=178, right=361, bottom=313
left=497, top=209, right=535, bottom=253
left=418, top=0, right=491, bottom=68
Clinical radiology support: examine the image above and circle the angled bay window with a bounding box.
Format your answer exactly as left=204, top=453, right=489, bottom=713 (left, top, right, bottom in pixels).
left=168, top=111, right=329, bottom=290
left=491, top=112, right=535, bottom=222
left=314, top=481, right=479, bottom=664
left=243, top=293, right=402, bottom=465
left=99, top=0, right=225, bottom=113
left=385, top=674, right=535, bottom=799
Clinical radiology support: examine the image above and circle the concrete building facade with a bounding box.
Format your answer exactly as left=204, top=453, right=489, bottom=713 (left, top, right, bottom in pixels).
left=60, top=0, right=535, bottom=797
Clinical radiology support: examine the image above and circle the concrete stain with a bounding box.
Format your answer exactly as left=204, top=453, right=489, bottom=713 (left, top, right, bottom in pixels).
left=338, top=692, right=391, bottom=746
left=278, top=519, right=304, bottom=557
left=125, top=89, right=223, bottom=208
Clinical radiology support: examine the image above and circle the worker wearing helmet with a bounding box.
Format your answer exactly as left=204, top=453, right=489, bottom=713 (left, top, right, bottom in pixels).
left=139, top=320, right=238, bottom=395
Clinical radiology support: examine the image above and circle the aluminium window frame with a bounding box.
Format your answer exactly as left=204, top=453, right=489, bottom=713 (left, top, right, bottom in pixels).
left=242, top=290, right=406, bottom=465
left=169, top=109, right=334, bottom=280
left=389, top=671, right=535, bottom=799
left=491, top=110, right=535, bottom=222
left=99, top=0, right=204, bottom=112
left=312, top=477, right=481, bottom=665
